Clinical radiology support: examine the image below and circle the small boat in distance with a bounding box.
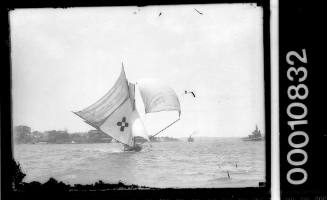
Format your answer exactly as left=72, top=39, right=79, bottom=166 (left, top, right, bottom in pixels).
left=242, top=125, right=264, bottom=141
left=188, top=131, right=196, bottom=142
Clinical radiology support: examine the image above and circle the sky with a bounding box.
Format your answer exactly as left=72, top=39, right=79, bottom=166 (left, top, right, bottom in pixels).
left=10, top=4, right=265, bottom=138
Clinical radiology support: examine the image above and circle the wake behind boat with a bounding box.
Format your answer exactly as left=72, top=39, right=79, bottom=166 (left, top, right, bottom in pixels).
left=73, top=64, right=181, bottom=152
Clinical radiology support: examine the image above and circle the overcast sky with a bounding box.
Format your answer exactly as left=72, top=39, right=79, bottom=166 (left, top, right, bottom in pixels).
left=10, top=4, right=264, bottom=138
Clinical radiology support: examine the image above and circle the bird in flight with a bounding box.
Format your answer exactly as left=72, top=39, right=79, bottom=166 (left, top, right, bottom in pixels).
left=194, top=8, right=203, bottom=15
left=185, top=90, right=196, bottom=98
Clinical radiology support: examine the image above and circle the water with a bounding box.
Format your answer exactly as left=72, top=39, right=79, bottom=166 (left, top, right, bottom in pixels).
left=13, top=138, right=265, bottom=188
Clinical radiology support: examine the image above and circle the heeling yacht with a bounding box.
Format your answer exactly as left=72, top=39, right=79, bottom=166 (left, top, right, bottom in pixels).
left=74, top=64, right=181, bottom=152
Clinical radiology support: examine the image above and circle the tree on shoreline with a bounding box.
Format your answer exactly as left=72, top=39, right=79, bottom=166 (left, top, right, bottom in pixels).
left=13, top=125, right=180, bottom=144
left=13, top=125, right=113, bottom=144
left=13, top=125, right=32, bottom=144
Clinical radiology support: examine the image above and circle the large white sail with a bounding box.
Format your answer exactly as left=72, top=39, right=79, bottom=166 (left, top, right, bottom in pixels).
left=137, top=79, right=181, bottom=117
left=75, top=66, right=134, bottom=146
left=75, top=67, right=129, bottom=127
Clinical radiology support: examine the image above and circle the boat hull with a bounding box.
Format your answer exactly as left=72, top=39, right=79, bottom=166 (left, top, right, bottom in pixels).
left=123, top=144, right=142, bottom=152
left=242, top=137, right=264, bottom=141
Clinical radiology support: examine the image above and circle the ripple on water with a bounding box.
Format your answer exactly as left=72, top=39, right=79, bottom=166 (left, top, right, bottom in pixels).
left=14, top=139, right=265, bottom=188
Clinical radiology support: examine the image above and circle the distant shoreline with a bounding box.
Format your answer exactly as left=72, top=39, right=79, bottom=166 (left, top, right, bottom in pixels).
left=13, top=125, right=183, bottom=145
left=14, top=139, right=182, bottom=145
left=13, top=125, right=254, bottom=145
left=13, top=137, right=260, bottom=145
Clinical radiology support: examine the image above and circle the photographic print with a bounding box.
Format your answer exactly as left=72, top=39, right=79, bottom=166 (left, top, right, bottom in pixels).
left=9, top=4, right=267, bottom=190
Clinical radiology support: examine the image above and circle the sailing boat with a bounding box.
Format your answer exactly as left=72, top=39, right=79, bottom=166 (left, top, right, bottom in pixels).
left=73, top=64, right=181, bottom=152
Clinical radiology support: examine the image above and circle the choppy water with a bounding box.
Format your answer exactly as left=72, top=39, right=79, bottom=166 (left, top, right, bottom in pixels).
left=13, top=138, right=265, bottom=188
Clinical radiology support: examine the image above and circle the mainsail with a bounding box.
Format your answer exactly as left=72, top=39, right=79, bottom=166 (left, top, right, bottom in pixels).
left=74, top=67, right=130, bottom=128
left=74, top=66, right=135, bottom=146
left=74, top=66, right=180, bottom=148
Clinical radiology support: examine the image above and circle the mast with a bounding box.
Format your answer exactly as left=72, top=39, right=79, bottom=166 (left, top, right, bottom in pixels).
left=133, top=81, right=136, bottom=111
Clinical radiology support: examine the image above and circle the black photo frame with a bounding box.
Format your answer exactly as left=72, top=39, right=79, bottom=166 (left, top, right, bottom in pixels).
left=1, top=0, right=271, bottom=199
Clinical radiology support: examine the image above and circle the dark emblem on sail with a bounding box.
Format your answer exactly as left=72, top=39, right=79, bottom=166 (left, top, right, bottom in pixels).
left=117, top=117, right=129, bottom=132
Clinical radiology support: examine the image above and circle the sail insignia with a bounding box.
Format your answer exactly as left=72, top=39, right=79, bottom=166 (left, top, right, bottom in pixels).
left=99, top=98, right=134, bottom=146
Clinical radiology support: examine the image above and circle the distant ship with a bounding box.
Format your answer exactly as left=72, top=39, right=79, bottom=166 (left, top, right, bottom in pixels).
left=188, top=131, right=196, bottom=142
left=243, top=125, right=264, bottom=141
left=187, top=135, right=194, bottom=142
